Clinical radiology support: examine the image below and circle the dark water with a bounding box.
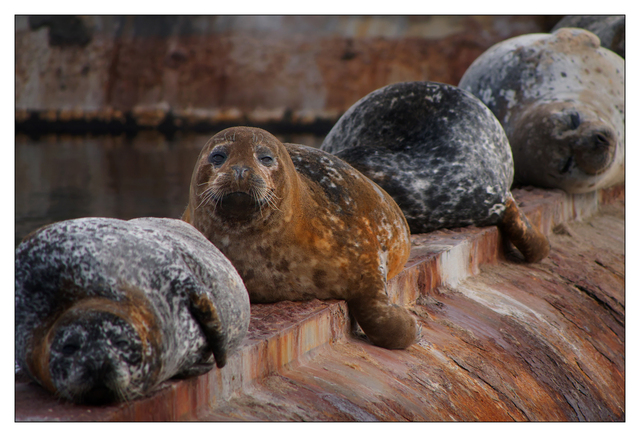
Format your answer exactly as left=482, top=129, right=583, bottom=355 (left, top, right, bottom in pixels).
left=15, top=131, right=325, bottom=246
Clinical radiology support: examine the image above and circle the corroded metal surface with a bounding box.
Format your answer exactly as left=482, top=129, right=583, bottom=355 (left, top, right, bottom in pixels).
left=15, top=186, right=623, bottom=421
left=15, top=16, right=557, bottom=133
left=198, top=196, right=624, bottom=421
left=15, top=300, right=350, bottom=421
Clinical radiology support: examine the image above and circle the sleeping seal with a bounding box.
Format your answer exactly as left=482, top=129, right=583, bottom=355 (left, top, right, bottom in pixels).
left=15, top=217, right=250, bottom=404
left=321, top=81, right=549, bottom=263
left=459, top=28, right=624, bottom=193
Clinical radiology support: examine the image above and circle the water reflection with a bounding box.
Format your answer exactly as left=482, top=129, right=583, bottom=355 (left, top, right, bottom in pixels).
left=15, top=131, right=325, bottom=246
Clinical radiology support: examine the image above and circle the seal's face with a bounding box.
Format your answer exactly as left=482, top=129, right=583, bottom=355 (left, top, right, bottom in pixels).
left=190, top=128, right=293, bottom=226
left=48, top=311, right=145, bottom=404
left=511, top=102, right=618, bottom=193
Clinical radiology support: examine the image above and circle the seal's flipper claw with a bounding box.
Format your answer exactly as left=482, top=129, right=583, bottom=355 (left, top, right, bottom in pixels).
left=188, top=292, right=228, bottom=368
left=173, top=361, right=216, bottom=379
left=499, top=196, right=550, bottom=263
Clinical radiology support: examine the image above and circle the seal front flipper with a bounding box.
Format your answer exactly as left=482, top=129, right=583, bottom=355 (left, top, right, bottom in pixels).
left=347, top=280, right=419, bottom=350
left=498, top=196, right=550, bottom=263
left=188, top=291, right=228, bottom=368
left=172, top=359, right=215, bottom=379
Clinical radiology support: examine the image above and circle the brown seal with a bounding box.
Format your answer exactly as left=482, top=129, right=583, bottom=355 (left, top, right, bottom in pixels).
left=183, top=126, right=418, bottom=349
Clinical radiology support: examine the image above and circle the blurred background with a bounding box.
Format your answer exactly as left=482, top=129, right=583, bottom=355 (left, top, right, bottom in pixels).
left=15, top=15, right=563, bottom=246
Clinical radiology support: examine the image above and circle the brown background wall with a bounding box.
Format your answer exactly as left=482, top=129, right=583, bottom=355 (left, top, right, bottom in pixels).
left=15, top=15, right=561, bottom=132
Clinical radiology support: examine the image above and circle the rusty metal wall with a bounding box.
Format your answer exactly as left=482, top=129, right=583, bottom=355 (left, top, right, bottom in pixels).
left=15, top=15, right=559, bottom=132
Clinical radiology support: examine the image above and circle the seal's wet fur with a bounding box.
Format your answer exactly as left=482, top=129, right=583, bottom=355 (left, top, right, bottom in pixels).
left=15, top=217, right=250, bottom=404
left=183, top=126, right=418, bottom=350
left=459, top=28, right=624, bottom=194
left=321, top=81, right=549, bottom=263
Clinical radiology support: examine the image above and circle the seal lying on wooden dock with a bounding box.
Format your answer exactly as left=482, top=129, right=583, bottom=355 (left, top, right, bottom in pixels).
left=183, top=126, right=418, bottom=350
left=15, top=217, right=250, bottom=404
left=459, top=28, right=624, bottom=194
left=321, top=81, right=549, bottom=263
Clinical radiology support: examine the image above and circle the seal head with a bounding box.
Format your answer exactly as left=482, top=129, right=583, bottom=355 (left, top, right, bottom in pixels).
left=47, top=307, right=148, bottom=404
left=184, top=126, right=418, bottom=349
left=509, top=101, right=618, bottom=192
left=188, top=128, right=290, bottom=228
left=459, top=28, right=624, bottom=193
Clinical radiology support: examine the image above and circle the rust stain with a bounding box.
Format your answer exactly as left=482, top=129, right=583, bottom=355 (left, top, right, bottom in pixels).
left=16, top=16, right=552, bottom=133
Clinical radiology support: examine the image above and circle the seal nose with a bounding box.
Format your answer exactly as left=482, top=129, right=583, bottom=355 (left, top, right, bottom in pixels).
left=85, top=358, right=114, bottom=382
left=573, top=127, right=616, bottom=175
left=232, top=165, right=250, bottom=180
left=82, top=360, right=118, bottom=404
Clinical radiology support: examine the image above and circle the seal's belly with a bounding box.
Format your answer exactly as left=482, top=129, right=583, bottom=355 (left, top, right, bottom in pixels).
left=222, top=229, right=364, bottom=303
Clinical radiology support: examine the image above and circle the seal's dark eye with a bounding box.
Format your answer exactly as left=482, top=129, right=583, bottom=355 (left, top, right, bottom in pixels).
left=208, top=151, right=227, bottom=166
left=260, top=155, right=274, bottom=166
left=569, top=112, right=581, bottom=130
left=114, top=339, right=129, bottom=349
left=594, top=133, right=609, bottom=145
left=61, top=341, right=81, bottom=356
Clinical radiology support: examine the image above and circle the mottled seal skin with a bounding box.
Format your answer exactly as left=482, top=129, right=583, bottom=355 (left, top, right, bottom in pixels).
left=183, top=126, right=417, bottom=350
left=15, top=217, right=250, bottom=404
left=552, top=15, right=624, bottom=58
left=459, top=28, right=624, bottom=194
left=321, top=81, right=549, bottom=263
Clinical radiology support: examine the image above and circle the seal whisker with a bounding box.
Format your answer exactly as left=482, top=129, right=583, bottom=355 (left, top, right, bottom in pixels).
left=263, top=189, right=282, bottom=212
left=196, top=187, right=216, bottom=211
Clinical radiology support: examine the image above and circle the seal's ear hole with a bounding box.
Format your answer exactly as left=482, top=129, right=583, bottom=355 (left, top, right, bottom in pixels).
left=208, top=151, right=227, bottom=167
left=569, top=112, right=581, bottom=130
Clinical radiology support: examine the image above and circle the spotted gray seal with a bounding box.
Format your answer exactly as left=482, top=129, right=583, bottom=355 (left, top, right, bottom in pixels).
left=15, top=217, right=250, bottom=404
left=321, top=81, right=549, bottom=263
left=183, top=126, right=418, bottom=350
left=458, top=28, right=624, bottom=194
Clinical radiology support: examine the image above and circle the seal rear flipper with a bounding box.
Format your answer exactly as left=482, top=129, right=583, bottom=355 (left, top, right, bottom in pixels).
left=499, top=196, right=550, bottom=263
left=347, top=291, right=419, bottom=350
left=187, top=292, right=228, bottom=368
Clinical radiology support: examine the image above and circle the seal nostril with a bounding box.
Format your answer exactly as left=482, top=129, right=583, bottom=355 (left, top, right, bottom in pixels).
left=232, top=166, right=249, bottom=180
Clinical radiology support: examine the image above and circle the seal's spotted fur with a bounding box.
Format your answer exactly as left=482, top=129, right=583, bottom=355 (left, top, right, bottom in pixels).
left=321, top=81, right=549, bottom=262
left=15, top=217, right=250, bottom=404
left=322, top=81, right=513, bottom=232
